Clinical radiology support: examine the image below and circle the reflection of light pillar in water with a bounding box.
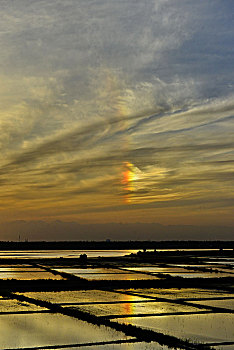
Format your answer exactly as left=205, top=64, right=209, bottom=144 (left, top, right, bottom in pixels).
left=122, top=162, right=137, bottom=203
left=122, top=293, right=135, bottom=317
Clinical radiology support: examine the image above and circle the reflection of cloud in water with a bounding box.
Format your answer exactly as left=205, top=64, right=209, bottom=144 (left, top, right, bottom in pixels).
left=116, top=313, right=234, bottom=343
left=0, top=313, right=126, bottom=348
left=0, top=270, right=63, bottom=280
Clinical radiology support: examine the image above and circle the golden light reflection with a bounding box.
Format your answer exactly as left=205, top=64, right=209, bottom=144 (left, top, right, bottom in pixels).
left=122, top=293, right=135, bottom=317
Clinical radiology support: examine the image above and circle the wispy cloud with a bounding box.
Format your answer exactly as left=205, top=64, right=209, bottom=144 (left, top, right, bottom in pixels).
left=0, top=0, right=233, bottom=230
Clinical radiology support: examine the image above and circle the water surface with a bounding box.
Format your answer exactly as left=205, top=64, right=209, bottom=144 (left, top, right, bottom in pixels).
left=64, top=301, right=207, bottom=317
left=18, top=290, right=147, bottom=304
left=114, top=313, right=234, bottom=343
left=0, top=299, right=47, bottom=312
left=49, top=342, right=170, bottom=350
left=190, top=299, right=234, bottom=310
left=0, top=250, right=138, bottom=258
left=0, top=313, right=131, bottom=348
left=0, top=271, right=64, bottom=280
left=118, top=289, right=234, bottom=300
left=52, top=342, right=170, bottom=350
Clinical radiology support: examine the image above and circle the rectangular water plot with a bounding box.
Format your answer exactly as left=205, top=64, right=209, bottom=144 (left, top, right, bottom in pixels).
left=17, top=290, right=148, bottom=304
left=213, top=268, right=234, bottom=274
left=63, top=301, right=208, bottom=317
left=122, top=267, right=195, bottom=273
left=78, top=273, right=159, bottom=280
left=169, top=264, right=216, bottom=268
left=163, top=272, right=232, bottom=278
left=55, top=268, right=132, bottom=274
left=207, top=259, right=234, bottom=266
left=0, top=271, right=64, bottom=280
left=114, top=313, right=234, bottom=344
left=0, top=299, right=48, bottom=313
left=0, top=266, right=44, bottom=272
left=117, top=289, right=234, bottom=301
left=190, top=299, right=234, bottom=311
left=211, top=345, right=234, bottom=350
left=56, top=341, right=171, bottom=350
left=0, top=313, right=132, bottom=349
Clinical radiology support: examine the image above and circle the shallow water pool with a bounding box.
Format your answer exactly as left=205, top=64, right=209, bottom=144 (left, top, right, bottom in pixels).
left=0, top=313, right=131, bottom=348
left=114, top=313, right=234, bottom=343
left=18, top=290, right=148, bottom=304
left=64, top=301, right=207, bottom=317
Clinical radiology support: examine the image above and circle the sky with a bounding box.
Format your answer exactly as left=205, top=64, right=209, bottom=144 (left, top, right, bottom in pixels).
left=0, top=0, right=234, bottom=240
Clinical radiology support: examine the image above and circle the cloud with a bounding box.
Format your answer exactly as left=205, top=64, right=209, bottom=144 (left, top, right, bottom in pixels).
left=0, top=1, right=233, bottom=229
left=0, top=95, right=233, bottom=214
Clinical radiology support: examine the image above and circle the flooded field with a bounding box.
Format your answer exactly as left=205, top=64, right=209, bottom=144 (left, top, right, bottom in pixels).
left=122, top=266, right=196, bottom=273
left=0, top=248, right=233, bottom=349
left=0, top=299, right=48, bottom=312
left=159, top=272, right=232, bottom=278
left=117, top=288, right=234, bottom=300
left=63, top=300, right=208, bottom=317
left=47, top=342, right=170, bottom=350
left=0, top=264, right=64, bottom=280
left=0, top=271, right=64, bottom=280
left=18, top=290, right=148, bottom=303
left=0, top=313, right=132, bottom=349
left=114, top=313, right=234, bottom=343
left=190, top=298, right=234, bottom=310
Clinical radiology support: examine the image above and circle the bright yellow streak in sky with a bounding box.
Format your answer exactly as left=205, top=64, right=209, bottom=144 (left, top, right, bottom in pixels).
left=122, top=162, right=139, bottom=203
